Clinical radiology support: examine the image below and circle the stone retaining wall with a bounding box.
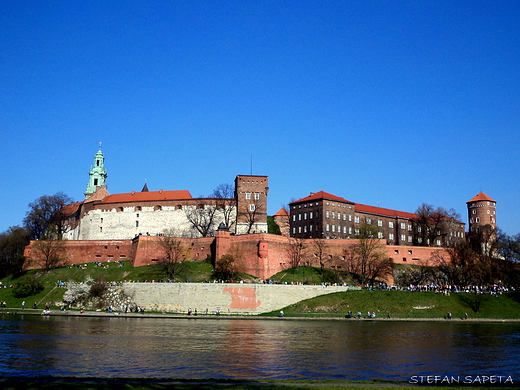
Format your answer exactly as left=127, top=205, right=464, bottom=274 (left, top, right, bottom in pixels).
left=121, top=283, right=357, bottom=315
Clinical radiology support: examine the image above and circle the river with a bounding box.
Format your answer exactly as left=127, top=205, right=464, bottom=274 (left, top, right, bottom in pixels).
left=0, top=314, right=518, bottom=382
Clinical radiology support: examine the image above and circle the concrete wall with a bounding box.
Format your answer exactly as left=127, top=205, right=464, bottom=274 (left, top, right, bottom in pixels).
left=121, top=282, right=356, bottom=314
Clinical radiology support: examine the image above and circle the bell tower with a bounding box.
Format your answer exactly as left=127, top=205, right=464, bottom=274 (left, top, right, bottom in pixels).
left=85, top=143, right=108, bottom=199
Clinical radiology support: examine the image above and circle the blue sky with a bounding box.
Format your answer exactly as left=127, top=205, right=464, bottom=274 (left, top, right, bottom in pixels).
left=1, top=1, right=519, bottom=235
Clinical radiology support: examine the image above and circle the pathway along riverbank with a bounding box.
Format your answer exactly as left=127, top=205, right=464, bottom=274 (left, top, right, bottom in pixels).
left=2, top=308, right=519, bottom=322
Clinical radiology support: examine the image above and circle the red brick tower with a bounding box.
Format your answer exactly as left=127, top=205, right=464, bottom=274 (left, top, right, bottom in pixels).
left=234, top=175, right=269, bottom=234
left=467, top=192, right=496, bottom=233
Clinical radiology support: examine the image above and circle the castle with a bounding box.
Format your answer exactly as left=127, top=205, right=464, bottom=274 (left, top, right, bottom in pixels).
left=62, top=145, right=269, bottom=240
left=23, top=146, right=496, bottom=281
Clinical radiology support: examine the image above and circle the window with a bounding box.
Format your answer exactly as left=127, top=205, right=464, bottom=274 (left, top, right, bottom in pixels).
left=326, top=210, right=330, bottom=218
left=354, top=216, right=360, bottom=223
left=418, top=237, right=422, bottom=243
left=377, top=219, right=382, bottom=227
left=249, top=204, right=256, bottom=212
left=299, top=214, right=302, bottom=221
left=304, top=212, right=307, bottom=220
left=292, top=227, right=296, bottom=235
left=476, top=217, right=480, bottom=223
left=292, top=214, right=296, bottom=221
left=136, top=221, right=139, bottom=228
left=343, top=226, right=347, bottom=234
left=332, top=211, right=335, bottom=219
left=343, top=213, right=347, bottom=220
left=326, top=224, right=330, bottom=232
left=417, top=226, right=421, bottom=232
left=378, top=232, right=383, bottom=239
left=254, top=193, right=260, bottom=200
left=349, top=214, right=352, bottom=221
left=436, top=239, right=441, bottom=246
left=389, top=221, right=394, bottom=229
left=401, top=234, right=406, bottom=242
left=366, top=217, right=371, bottom=225
left=298, top=226, right=302, bottom=233
left=355, top=228, right=360, bottom=235
left=304, top=226, right=307, bottom=233
left=310, top=225, right=313, bottom=232
left=408, top=224, right=412, bottom=231
left=408, top=235, right=412, bottom=242
left=246, top=193, right=251, bottom=200
left=310, top=212, right=313, bottom=219
left=389, top=233, right=394, bottom=240
left=400, top=222, right=406, bottom=229
left=349, top=227, right=352, bottom=234
left=332, top=225, right=335, bottom=232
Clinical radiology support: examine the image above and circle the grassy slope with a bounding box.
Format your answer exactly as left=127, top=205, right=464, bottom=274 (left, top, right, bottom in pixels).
left=1, top=263, right=519, bottom=318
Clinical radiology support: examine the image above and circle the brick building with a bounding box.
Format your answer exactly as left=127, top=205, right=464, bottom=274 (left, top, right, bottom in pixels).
left=289, top=191, right=466, bottom=247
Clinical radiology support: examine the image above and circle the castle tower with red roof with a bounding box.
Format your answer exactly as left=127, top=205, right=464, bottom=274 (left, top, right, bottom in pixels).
left=467, top=192, right=496, bottom=233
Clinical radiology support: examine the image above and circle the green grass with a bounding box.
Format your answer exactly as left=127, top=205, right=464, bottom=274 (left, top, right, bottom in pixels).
left=261, top=289, right=520, bottom=319
left=1, top=262, right=520, bottom=319
left=269, top=266, right=355, bottom=285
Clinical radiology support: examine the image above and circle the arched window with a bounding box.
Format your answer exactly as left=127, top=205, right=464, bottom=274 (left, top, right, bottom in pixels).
left=154, top=205, right=162, bottom=211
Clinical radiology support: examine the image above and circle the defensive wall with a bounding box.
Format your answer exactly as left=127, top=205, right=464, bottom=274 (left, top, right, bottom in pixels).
left=24, top=231, right=450, bottom=280
left=120, top=282, right=357, bottom=315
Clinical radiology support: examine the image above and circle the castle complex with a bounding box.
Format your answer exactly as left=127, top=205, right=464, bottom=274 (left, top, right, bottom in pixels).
left=24, top=146, right=496, bottom=281
left=61, top=145, right=268, bottom=241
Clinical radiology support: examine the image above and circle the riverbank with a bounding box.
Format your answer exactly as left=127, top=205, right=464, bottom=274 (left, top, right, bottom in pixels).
left=3, top=308, right=519, bottom=322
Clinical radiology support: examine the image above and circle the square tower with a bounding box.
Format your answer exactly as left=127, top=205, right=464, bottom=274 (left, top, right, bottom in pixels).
left=234, top=175, right=269, bottom=234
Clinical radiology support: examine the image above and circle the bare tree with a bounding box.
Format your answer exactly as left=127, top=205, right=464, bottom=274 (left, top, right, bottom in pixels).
left=23, top=192, right=74, bottom=240
left=184, top=205, right=220, bottom=237
left=215, top=245, right=243, bottom=281
left=414, top=204, right=461, bottom=247
left=243, top=195, right=265, bottom=234
left=212, top=183, right=236, bottom=232
left=344, top=224, right=392, bottom=287
left=287, top=238, right=307, bottom=269
left=159, top=228, right=192, bottom=280
left=311, top=239, right=327, bottom=274
left=30, top=239, right=66, bottom=272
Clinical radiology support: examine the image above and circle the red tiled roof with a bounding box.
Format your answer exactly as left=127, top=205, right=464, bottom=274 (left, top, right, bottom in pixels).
left=102, top=190, right=193, bottom=204
left=62, top=201, right=83, bottom=215
left=354, top=203, right=417, bottom=220
left=467, top=192, right=495, bottom=203
left=291, top=191, right=354, bottom=204
left=274, top=208, right=289, bottom=216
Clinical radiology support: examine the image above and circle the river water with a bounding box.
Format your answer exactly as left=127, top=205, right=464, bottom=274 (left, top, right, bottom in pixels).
left=0, top=314, right=518, bottom=382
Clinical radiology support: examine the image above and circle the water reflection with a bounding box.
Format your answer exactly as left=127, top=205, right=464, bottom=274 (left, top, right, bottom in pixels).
left=0, top=314, right=518, bottom=381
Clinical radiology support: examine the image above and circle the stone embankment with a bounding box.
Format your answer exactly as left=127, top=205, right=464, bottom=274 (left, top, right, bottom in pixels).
left=120, top=282, right=355, bottom=315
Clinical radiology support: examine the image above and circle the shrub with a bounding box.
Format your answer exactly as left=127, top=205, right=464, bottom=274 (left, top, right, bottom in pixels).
left=12, top=278, right=44, bottom=298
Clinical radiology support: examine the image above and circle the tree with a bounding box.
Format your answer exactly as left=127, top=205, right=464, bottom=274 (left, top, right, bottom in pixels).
left=184, top=204, right=220, bottom=237
left=344, top=224, right=392, bottom=287
left=0, top=226, right=30, bottom=278
left=311, top=239, right=327, bottom=274
left=287, top=238, right=307, bottom=269
left=243, top=195, right=265, bottom=234
left=159, top=228, right=192, bottom=280
left=30, top=239, right=66, bottom=272
left=212, top=183, right=236, bottom=232
left=23, top=192, right=74, bottom=240
left=414, top=203, right=461, bottom=247
left=215, top=245, right=243, bottom=281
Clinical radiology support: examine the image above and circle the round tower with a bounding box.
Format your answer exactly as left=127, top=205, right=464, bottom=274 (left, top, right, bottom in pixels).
left=466, top=192, right=496, bottom=233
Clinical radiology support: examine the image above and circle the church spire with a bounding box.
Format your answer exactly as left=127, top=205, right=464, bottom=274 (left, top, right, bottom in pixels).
left=85, top=143, right=108, bottom=198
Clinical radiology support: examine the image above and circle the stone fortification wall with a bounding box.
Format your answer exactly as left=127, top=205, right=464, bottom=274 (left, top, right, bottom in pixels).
left=74, top=204, right=236, bottom=241
left=121, top=282, right=355, bottom=314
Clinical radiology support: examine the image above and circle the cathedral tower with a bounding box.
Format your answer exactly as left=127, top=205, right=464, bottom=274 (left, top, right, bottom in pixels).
left=466, top=192, right=496, bottom=233
left=85, top=143, right=108, bottom=199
